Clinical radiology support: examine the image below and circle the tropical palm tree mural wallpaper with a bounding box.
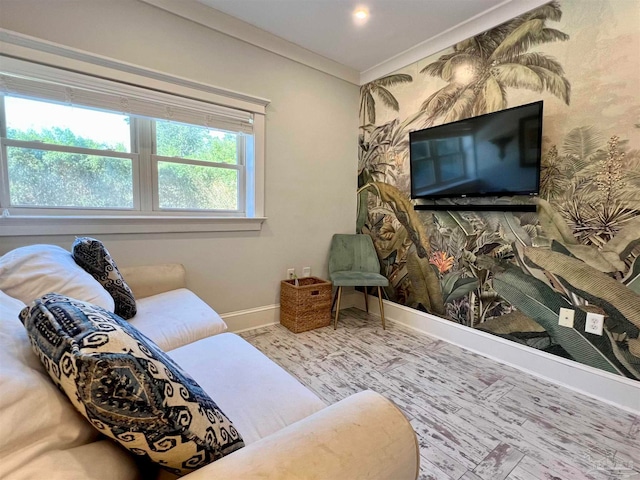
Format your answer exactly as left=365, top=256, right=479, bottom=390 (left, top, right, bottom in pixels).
left=420, top=2, right=570, bottom=127
left=357, top=0, right=640, bottom=381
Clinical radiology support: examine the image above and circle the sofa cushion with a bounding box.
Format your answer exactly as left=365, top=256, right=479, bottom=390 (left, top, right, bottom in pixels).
left=5, top=441, right=140, bottom=480
left=0, top=291, right=138, bottom=480
left=72, top=237, right=137, bottom=319
left=128, top=288, right=227, bottom=351
left=168, top=333, right=326, bottom=445
left=0, top=244, right=114, bottom=311
left=20, top=294, right=245, bottom=476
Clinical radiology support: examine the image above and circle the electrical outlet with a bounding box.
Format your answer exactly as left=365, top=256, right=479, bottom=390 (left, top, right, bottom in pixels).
left=287, top=268, right=295, bottom=279
left=585, top=312, right=604, bottom=335
left=302, top=266, right=311, bottom=277
left=558, top=307, right=574, bottom=327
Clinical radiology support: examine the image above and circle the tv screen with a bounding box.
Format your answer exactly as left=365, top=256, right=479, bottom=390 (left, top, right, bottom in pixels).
left=409, top=101, right=543, bottom=200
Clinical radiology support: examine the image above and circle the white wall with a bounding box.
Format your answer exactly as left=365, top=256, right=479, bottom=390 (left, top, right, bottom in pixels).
left=0, top=0, right=359, bottom=314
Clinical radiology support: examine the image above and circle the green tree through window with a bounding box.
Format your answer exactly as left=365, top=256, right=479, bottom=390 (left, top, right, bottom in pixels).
left=6, top=126, right=133, bottom=208
left=3, top=106, right=241, bottom=211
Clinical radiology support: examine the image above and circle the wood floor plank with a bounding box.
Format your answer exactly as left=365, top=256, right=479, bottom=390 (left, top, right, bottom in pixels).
left=503, top=465, right=542, bottom=480
left=410, top=410, right=501, bottom=470
left=502, top=382, right=639, bottom=443
left=436, top=343, right=565, bottom=394
left=300, top=372, right=357, bottom=404
left=377, top=355, right=411, bottom=373
left=383, top=362, right=527, bottom=426
left=334, top=341, right=405, bottom=368
left=356, top=325, right=443, bottom=356
left=472, top=443, right=524, bottom=480
left=240, top=308, right=640, bottom=480
left=500, top=364, right=632, bottom=423
left=459, top=472, right=483, bottom=480
left=274, top=351, right=387, bottom=396
left=630, top=416, right=640, bottom=440
left=512, top=452, right=611, bottom=480
left=242, top=330, right=318, bottom=364
left=419, top=437, right=469, bottom=480
left=434, top=343, right=519, bottom=385
left=449, top=396, right=601, bottom=478
left=387, top=351, right=491, bottom=396
left=418, top=456, right=457, bottom=480
left=521, top=417, right=640, bottom=477
left=380, top=364, right=465, bottom=414
left=500, top=387, right=640, bottom=466
left=410, top=343, right=502, bottom=385
left=477, top=379, right=515, bottom=403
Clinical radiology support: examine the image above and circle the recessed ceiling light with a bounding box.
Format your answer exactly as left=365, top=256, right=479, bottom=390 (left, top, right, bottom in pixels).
left=354, top=8, right=369, bottom=20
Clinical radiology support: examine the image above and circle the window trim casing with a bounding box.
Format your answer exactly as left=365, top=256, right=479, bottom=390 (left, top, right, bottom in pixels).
left=0, top=28, right=269, bottom=235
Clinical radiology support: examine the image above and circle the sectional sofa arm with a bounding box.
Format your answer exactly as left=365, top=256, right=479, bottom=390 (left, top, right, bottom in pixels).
left=119, top=263, right=186, bottom=299
left=182, top=390, right=420, bottom=480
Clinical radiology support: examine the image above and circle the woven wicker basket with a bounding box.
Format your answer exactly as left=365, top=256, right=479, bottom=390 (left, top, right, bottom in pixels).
left=280, top=277, right=332, bottom=333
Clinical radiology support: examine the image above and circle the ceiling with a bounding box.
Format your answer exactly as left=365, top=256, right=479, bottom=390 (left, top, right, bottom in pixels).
left=145, top=0, right=549, bottom=84
left=197, top=0, right=504, bottom=73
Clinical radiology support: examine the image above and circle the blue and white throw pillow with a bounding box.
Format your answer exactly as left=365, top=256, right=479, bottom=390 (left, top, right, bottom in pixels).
left=20, top=294, right=244, bottom=475
left=72, top=237, right=137, bottom=319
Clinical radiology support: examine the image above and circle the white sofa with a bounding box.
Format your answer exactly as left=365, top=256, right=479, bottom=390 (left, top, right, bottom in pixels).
left=0, top=246, right=419, bottom=480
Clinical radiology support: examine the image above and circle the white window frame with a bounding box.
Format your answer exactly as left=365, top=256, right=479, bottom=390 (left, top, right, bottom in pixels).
left=0, top=29, right=268, bottom=235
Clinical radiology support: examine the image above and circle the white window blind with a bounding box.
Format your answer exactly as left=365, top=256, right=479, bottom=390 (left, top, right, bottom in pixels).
left=0, top=57, right=254, bottom=134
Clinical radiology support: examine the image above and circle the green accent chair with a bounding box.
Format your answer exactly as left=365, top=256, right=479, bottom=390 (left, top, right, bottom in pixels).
left=328, top=234, right=388, bottom=330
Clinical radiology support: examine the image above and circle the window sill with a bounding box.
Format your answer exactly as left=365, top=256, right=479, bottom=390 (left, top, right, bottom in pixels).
left=0, top=215, right=266, bottom=236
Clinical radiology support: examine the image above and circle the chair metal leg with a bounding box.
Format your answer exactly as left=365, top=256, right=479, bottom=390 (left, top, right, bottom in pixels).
left=331, top=288, right=339, bottom=313
left=377, top=286, right=386, bottom=330
left=363, top=287, right=369, bottom=313
left=334, top=286, right=343, bottom=330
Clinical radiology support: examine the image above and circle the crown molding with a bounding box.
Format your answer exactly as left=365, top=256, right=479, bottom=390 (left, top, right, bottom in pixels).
left=139, top=0, right=360, bottom=85
left=359, top=0, right=551, bottom=84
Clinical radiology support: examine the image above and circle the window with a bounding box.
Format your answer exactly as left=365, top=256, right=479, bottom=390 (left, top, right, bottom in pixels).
left=3, top=96, right=136, bottom=209
left=154, top=120, right=243, bottom=211
left=1, top=85, right=251, bottom=216
left=411, top=137, right=466, bottom=190
left=0, top=53, right=267, bottom=234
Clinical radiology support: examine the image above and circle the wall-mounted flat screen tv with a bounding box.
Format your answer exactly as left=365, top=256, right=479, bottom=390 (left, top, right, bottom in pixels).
left=409, top=101, right=543, bottom=200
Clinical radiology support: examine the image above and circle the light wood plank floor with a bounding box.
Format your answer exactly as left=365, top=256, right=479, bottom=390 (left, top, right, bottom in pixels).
left=239, top=308, right=640, bottom=480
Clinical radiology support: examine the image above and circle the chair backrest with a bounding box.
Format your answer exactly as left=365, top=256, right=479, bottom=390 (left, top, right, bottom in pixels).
left=328, top=234, right=381, bottom=275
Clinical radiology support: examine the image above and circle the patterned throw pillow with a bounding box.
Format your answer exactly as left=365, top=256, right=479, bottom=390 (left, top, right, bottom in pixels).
left=72, top=237, right=137, bottom=319
left=20, top=294, right=245, bottom=475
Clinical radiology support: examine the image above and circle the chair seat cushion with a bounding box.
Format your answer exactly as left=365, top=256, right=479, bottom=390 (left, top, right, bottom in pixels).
left=127, top=288, right=227, bottom=351
left=330, top=271, right=389, bottom=287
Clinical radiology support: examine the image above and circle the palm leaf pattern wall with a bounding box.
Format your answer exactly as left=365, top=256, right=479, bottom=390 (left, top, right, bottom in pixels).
left=357, top=0, right=640, bottom=380
left=360, top=74, right=413, bottom=126
left=419, top=1, right=569, bottom=127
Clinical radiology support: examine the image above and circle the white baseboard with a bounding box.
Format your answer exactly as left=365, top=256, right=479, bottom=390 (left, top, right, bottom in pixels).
left=221, top=304, right=280, bottom=333
left=222, top=290, right=360, bottom=334
left=348, top=293, right=640, bottom=414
